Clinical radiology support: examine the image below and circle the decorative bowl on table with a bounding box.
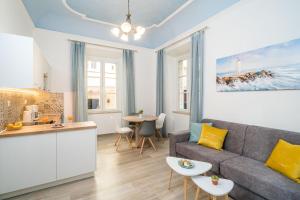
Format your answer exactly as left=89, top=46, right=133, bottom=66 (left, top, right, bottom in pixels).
left=178, top=159, right=194, bottom=169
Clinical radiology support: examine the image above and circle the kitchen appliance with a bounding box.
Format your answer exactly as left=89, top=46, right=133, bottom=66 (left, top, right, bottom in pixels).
left=23, top=105, right=39, bottom=123
left=22, top=110, right=32, bottom=123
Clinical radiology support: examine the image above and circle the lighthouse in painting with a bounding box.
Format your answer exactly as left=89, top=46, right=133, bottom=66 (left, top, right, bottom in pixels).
left=235, top=58, right=241, bottom=76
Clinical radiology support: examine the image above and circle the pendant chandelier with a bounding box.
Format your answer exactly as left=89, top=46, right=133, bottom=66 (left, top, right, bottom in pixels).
left=111, top=0, right=145, bottom=41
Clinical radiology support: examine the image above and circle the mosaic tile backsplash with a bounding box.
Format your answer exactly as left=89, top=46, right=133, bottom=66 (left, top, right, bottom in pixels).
left=0, top=89, right=64, bottom=131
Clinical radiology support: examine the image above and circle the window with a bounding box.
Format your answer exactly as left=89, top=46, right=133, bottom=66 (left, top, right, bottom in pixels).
left=178, top=59, right=189, bottom=111
left=87, top=58, right=118, bottom=111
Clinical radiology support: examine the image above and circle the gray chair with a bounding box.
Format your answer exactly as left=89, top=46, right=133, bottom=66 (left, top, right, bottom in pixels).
left=138, top=120, right=157, bottom=155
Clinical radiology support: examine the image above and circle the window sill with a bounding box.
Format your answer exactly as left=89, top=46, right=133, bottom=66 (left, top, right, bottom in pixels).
left=88, top=110, right=122, bottom=114
left=172, top=110, right=190, bottom=115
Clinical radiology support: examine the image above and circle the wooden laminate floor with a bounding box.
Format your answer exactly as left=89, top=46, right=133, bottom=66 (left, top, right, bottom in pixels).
left=9, top=134, right=231, bottom=200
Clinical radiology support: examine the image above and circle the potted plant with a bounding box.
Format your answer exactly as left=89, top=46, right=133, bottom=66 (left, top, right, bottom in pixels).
left=211, top=175, right=219, bottom=185
left=138, top=109, right=143, bottom=118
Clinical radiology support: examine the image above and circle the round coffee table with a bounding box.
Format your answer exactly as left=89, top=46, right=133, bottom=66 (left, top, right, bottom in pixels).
left=166, top=156, right=212, bottom=200
left=192, top=176, right=234, bottom=200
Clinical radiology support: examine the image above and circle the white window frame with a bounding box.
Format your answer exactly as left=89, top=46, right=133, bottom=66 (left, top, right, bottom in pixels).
left=86, top=56, right=121, bottom=113
left=176, top=55, right=191, bottom=112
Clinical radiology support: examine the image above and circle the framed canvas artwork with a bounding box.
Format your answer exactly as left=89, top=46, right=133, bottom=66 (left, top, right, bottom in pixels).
left=216, top=38, right=300, bottom=92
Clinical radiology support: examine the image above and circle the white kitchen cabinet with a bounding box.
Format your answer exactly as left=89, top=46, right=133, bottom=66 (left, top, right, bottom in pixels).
left=0, top=133, right=57, bottom=194
left=0, top=33, right=50, bottom=89
left=0, top=125, right=97, bottom=198
left=57, top=129, right=97, bottom=180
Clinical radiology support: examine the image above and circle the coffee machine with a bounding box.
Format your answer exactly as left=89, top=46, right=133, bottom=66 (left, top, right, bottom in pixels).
left=23, top=105, right=39, bottom=124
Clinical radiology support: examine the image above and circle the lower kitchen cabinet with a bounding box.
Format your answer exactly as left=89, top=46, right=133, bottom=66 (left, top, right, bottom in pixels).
left=0, top=133, right=57, bottom=194
left=0, top=126, right=97, bottom=197
left=57, top=129, right=97, bottom=179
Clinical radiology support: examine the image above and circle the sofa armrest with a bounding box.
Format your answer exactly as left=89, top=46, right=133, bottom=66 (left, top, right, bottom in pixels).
left=169, top=130, right=190, bottom=156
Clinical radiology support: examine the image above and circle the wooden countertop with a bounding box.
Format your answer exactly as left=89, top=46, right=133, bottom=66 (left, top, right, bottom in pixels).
left=123, top=115, right=158, bottom=123
left=0, top=121, right=97, bottom=138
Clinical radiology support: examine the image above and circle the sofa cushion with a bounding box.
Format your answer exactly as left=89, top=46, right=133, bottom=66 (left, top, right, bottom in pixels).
left=189, top=123, right=212, bottom=142
left=220, top=156, right=300, bottom=200
left=243, top=125, right=300, bottom=162
left=198, top=124, right=228, bottom=150
left=230, top=183, right=267, bottom=200
left=266, top=139, right=300, bottom=183
left=176, top=142, right=239, bottom=174
left=201, top=119, right=247, bottom=155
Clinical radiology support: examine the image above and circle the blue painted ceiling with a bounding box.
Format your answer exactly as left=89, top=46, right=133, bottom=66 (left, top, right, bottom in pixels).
left=67, top=0, right=186, bottom=27
left=22, top=0, right=240, bottom=48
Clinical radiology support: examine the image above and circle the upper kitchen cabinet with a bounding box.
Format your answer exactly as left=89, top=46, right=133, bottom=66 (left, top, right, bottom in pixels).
left=0, top=33, right=51, bottom=89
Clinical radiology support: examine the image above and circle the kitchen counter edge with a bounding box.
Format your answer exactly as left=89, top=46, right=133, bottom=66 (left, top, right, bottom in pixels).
left=0, top=121, right=97, bottom=138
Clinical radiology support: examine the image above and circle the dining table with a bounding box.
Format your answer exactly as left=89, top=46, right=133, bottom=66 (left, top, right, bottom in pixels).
left=122, top=115, right=158, bottom=147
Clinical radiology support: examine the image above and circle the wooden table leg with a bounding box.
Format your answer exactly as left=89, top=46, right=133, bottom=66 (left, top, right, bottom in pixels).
left=184, top=176, right=188, bottom=200
left=225, top=194, right=229, bottom=200
left=135, top=123, right=141, bottom=147
left=194, top=187, right=200, bottom=200
left=168, top=170, right=173, bottom=190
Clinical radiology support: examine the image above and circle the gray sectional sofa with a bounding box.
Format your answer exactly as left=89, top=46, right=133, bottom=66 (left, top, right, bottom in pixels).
left=169, top=119, right=300, bottom=200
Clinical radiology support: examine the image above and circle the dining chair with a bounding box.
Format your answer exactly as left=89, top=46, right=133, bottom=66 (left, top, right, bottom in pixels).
left=137, top=120, right=157, bottom=155
left=155, top=113, right=166, bottom=141
left=114, top=127, right=133, bottom=151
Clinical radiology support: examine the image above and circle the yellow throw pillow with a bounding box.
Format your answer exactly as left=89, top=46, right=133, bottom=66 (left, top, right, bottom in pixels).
left=198, top=124, right=228, bottom=150
left=265, top=139, right=300, bottom=183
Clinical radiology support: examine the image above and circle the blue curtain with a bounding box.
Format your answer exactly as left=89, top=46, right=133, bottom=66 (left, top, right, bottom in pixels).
left=156, top=49, right=166, bottom=136
left=71, top=41, right=88, bottom=122
left=190, top=31, right=204, bottom=124
left=123, top=49, right=136, bottom=114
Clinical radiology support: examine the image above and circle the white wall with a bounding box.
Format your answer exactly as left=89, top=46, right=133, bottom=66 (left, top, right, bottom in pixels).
left=33, top=28, right=156, bottom=134
left=33, top=41, right=51, bottom=89
left=160, top=0, right=300, bottom=132
left=203, top=0, right=300, bottom=132
left=0, top=0, right=34, bottom=37
left=135, top=49, right=157, bottom=115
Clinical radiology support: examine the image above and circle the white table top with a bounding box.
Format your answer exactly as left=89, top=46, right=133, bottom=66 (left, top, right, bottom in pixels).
left=192, top=176, right=234, bottom=196
left=166, top=156, right=212, bottom=177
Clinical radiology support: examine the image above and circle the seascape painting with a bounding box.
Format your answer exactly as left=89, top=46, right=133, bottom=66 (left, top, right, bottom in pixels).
left=216, top=38, right=300, bottom=92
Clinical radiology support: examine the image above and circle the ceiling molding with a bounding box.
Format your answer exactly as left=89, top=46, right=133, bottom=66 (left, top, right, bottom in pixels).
left=62, top=0, right=195, bottom=30
left=62, top=0, right=117, bottom=27
left=155, top=0, right=246, bottom=51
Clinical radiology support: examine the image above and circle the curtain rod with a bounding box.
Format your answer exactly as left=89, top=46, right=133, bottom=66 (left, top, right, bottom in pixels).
left=155, top=26, right=208, bottom=52
left=68, top=39, right=138, bottom=52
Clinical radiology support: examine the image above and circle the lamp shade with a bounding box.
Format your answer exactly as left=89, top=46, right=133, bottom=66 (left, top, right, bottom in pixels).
left=136, top=26, right=145, bottom=35
left=111, top=28, right=120, bottom=37
left=120, top=34, right=128, bottom=41
left=134, top=33, right=141, bottom=40
left=121, top=22, right=132, bottom=33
